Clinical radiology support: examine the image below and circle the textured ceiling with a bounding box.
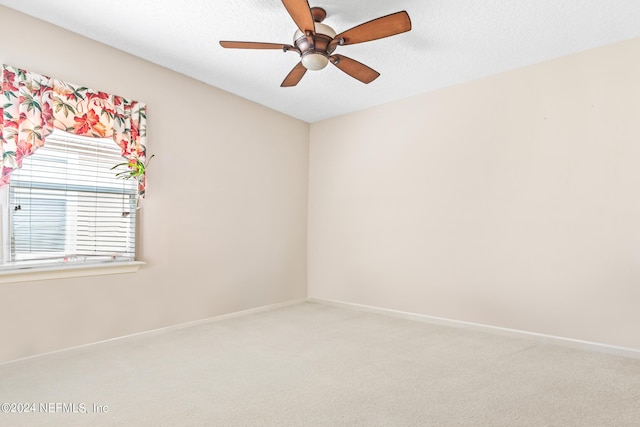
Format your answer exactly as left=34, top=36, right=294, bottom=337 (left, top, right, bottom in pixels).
left=1, top=0, right=639, bottom=123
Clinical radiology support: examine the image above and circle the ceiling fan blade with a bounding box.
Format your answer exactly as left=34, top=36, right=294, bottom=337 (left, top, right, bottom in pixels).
left=281, top=0, right=315, bottom=34
left=334, top=11, right=411, bottom=46
left=281, top=62, right=307, bottom=87
left=220, top=41, right=295, bottom=50
left=330, top=55, right=380, bottom=84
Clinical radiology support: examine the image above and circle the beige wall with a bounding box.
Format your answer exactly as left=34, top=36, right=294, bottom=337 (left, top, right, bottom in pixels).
left=309, top=38, right=640, bottom=350
left=0, top=6, right=309, bottom=363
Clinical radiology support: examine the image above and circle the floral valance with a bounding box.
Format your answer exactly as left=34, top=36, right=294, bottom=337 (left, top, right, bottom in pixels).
left=0, top=64, right=147, bottom=196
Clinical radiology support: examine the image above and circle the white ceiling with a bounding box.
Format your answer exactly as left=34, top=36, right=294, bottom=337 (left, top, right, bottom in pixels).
left=1, top=0, right=639, bottom=123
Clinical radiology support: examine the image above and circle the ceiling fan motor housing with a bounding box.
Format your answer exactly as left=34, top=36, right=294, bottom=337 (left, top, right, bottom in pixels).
left=293, top=22, right=337, bottom=70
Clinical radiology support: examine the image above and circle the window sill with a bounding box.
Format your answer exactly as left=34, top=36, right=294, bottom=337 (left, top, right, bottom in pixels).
left=0, top=261, right=145, bottom=284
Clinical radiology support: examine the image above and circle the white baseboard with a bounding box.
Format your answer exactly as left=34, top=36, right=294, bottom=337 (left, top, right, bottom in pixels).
left=7, top=297, right=639, bottom=366
left=1, top=298, right=307, bottom=367
left=307, top=297, right=640, bottom=360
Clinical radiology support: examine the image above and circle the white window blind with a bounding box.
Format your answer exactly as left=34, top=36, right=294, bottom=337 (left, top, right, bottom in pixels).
left=3, top=129, right=137, bottom=269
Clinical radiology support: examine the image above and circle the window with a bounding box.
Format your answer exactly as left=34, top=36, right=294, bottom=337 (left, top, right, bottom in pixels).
left=0, top=64, right=147, bottom=279
left=0, top=129, right=138, bottom=271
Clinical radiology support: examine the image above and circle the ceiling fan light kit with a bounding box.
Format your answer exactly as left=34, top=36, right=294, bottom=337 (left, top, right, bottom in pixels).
left=220, top=1, right=411, bottom=87
left=294, top=13, right=336, bottom=71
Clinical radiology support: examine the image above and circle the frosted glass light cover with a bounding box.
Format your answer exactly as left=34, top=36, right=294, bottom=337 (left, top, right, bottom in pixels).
left=301, top=53, right=329, bottom=70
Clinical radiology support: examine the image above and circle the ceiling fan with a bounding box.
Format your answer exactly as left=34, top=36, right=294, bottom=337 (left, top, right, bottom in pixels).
left=220, top=0, right=411, bottom=87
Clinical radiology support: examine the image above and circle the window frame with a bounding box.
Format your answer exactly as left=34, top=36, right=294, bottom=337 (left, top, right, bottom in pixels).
left=0, top=129, right=145, bottom=282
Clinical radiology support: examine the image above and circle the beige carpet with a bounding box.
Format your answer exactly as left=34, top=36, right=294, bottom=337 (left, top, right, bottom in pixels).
left=1, top=302, right=639, bottom=426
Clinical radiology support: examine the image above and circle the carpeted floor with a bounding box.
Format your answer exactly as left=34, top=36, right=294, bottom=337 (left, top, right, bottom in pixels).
left=1, top=301, right=639, bottom=426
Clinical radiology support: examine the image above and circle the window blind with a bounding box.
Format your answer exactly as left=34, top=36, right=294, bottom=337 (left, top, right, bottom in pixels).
left=6, top=129, right=137, bottom=268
